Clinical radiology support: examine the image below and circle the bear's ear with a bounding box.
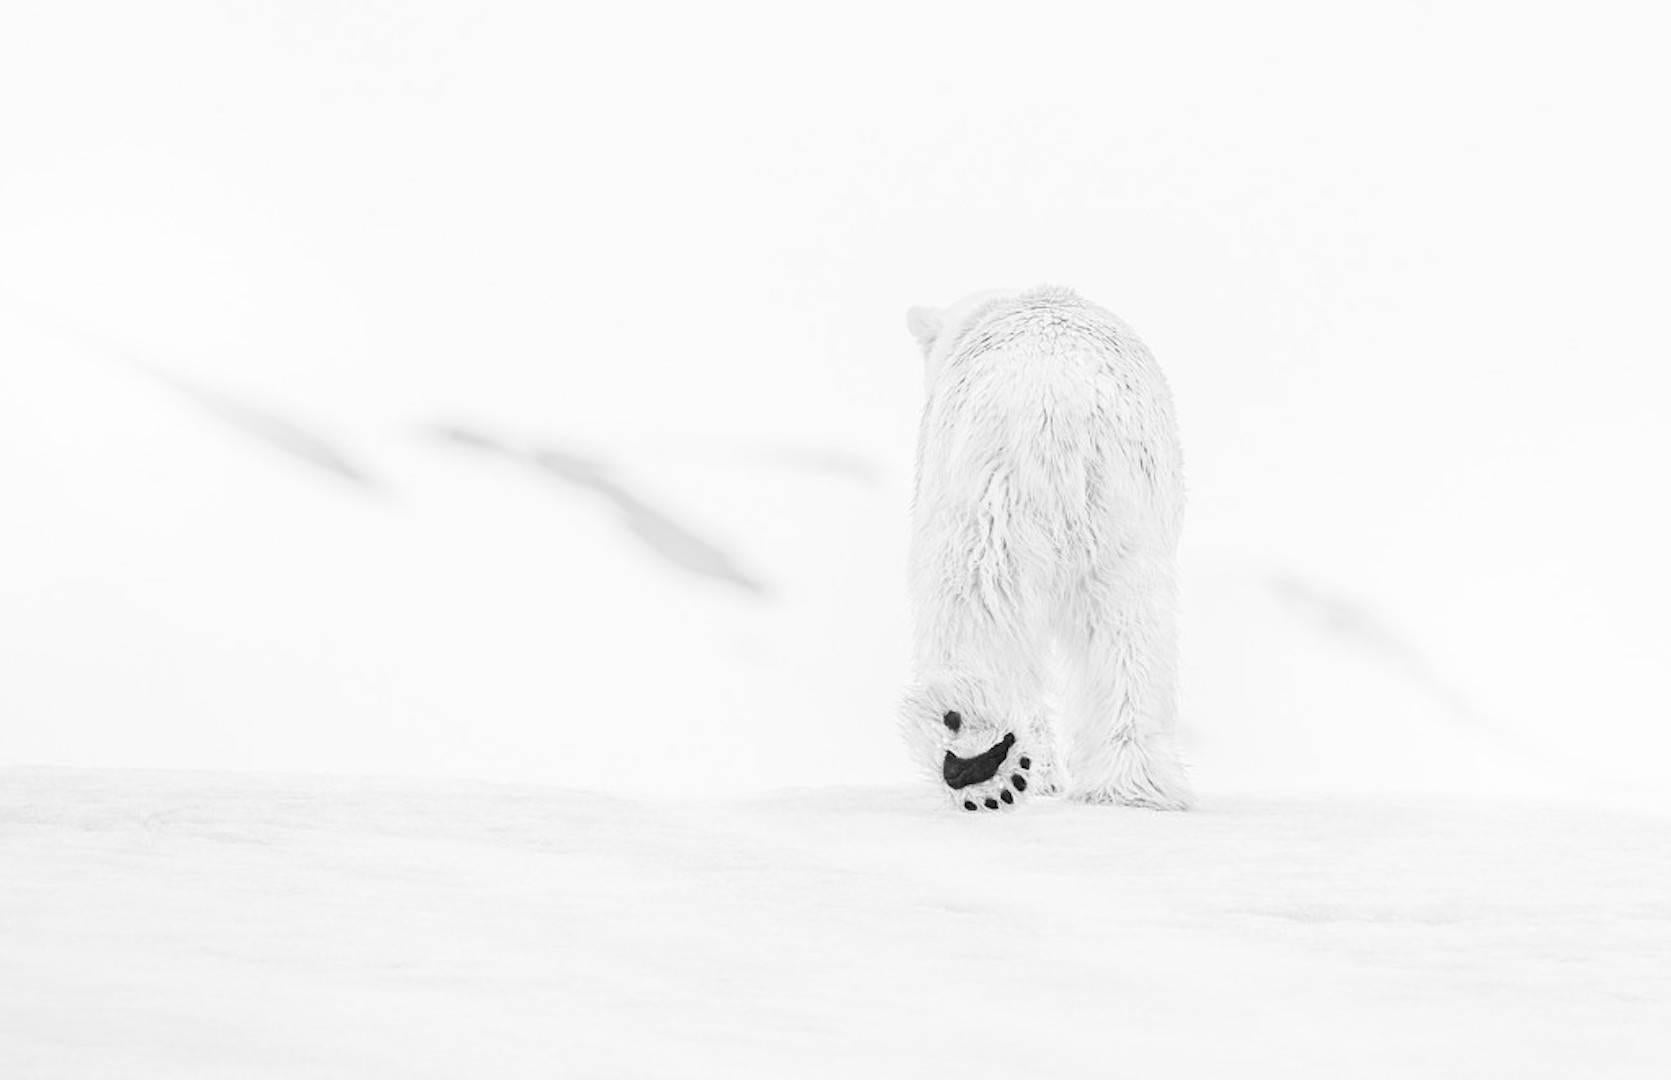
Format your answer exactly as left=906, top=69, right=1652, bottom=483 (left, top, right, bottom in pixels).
left=906, top=306, right=942, bottom=349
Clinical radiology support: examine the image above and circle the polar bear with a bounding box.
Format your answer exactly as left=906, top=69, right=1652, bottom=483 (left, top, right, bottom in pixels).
left=900, top=286, right=1191, bottom=812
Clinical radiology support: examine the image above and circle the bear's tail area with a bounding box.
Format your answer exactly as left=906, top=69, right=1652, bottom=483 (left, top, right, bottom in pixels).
left=1077, top=735, right=1193, bottom=811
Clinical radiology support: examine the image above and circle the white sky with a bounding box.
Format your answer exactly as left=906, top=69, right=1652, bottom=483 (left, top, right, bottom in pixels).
left=2, top=1, right=1668, bottom=791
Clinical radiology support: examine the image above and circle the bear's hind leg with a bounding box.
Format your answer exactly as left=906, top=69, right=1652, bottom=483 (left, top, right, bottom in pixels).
left=907, top=595, right=1057, bottom=810
left=908, top=643, right=1054, bottom=812
left=1060, top=559, right=1192, bottom=810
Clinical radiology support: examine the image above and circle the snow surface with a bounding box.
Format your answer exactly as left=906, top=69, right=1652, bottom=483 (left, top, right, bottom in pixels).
left=4, top=2, right=1671, bottom=1075
left=5, top=770, right=1670, bottom=1079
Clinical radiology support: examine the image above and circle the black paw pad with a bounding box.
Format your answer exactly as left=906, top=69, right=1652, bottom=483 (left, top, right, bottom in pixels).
left=964, top=800, right=978, bottom=811
left=1012, top=775, right=1026, bottom=791
left=1000, top=790, right=1014, bottom=804
left=984, top=798, right=999, bottom=809
left=1018, top=757, right=1031, bottom=770
left=942, top=733, right=1017, bottom=790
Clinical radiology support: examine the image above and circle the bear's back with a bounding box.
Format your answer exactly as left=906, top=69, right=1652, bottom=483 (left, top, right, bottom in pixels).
left=913, top=289, right=1183, bottom=561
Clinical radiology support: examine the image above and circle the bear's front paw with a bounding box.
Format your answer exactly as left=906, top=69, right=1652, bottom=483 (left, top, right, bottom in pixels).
left=944, top=733, right=1034, bottom=812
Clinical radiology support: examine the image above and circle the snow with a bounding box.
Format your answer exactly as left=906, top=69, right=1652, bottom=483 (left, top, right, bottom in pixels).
left=5, top=770, right=1668, bottom=1078
left=4, top=1, right=1671, bottom=1075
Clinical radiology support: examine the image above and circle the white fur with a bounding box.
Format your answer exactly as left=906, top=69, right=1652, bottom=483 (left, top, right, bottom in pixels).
left=900, top=286, right=1191, bottom=810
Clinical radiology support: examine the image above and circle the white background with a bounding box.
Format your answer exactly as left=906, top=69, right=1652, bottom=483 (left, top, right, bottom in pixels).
left=3, top=3, right=1669, bottom=1076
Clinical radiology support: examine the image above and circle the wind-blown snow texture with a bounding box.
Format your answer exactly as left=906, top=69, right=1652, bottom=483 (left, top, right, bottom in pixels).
left=4, top=771, right=1669, bottom=1078
left=4, top=2, right=1671, bottom=1076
